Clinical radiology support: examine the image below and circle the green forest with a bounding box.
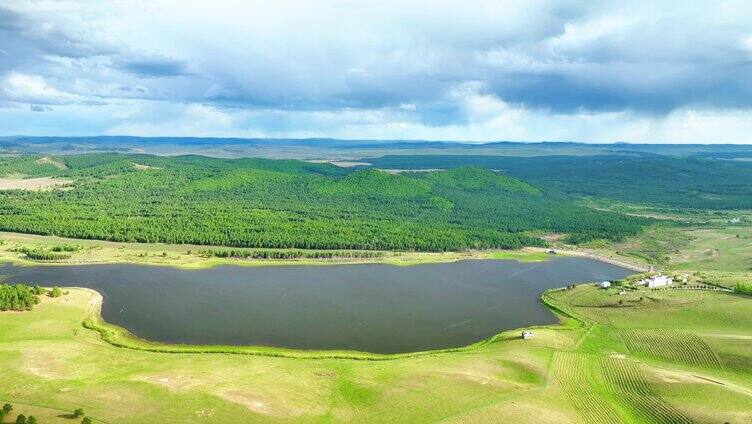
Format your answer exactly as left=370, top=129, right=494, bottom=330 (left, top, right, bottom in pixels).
left=0, top=284, right=43, bottom=311
left=365, top=155, right=752, bottom=210
left=0, top=154, right=649, bottom=251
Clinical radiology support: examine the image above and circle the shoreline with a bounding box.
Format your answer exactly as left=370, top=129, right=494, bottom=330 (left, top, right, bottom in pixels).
left=527, top=247, right=649, bottom=273
left=74, top=286, right=581, bottom=360
left=0, top=230, right=649, bottom=271
left=2, top=232, right=649, bottom=358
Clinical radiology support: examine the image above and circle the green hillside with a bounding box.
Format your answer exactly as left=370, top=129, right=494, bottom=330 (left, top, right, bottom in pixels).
left=365, top=155, right=752, bottom=210
left=0, top=154, right=647, bottom=251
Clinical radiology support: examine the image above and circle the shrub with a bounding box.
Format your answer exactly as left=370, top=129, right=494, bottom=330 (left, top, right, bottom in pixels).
left=735, top=283, right=752, bottom=296
left=24, top=250, right=72, bottom=261
left=51, top=244, right=81, bottom=252
left=50, top=286, right=63, bottom=298
left=0, top=403, right=11, bottom=420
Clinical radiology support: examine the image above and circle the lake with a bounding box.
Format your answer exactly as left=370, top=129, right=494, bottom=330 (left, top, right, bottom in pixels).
left=0, top=257, right=631, bottom=353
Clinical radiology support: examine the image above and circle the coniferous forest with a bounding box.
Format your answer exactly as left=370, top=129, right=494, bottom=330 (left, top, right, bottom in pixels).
left=0, top=284, right=43, bottom=311
left=0, top=153, right=651, bottom=251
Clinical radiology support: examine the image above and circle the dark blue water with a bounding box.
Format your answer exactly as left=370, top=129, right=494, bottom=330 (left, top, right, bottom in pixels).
left=0, top=257, right=631, bottom=353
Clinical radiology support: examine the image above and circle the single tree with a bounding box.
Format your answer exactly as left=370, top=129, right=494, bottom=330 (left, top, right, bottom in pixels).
left=15, top=414, right=27, bottom=424
left=81, top=417, right=93, bottom=424
left=2, top=403, right=11, bottom=414
left=73, top=408, right=85, bottom=418
left=27, top=416, right=38, bottom=424
left=50, top=286, right=63, bottom=297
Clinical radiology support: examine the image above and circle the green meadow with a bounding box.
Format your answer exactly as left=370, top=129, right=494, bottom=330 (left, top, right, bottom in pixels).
left=1, top=154, right=751, bottom=423
left=1, top=269, right=751, bottom=423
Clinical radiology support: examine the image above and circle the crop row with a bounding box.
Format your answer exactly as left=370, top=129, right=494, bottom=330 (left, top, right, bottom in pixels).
left=621, top=329, right=722, bottom=369
left=551, top=352, right=621, bottom=424
left=600, top=357, right=694, bottom=423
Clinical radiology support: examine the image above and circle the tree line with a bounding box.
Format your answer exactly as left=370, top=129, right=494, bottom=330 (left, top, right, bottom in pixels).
left=0, top=284, right=44, bottom=311
left=199, top=248, right=385, bottom=260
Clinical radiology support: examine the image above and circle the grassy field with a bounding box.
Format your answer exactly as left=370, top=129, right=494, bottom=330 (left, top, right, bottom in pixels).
left=0, top=231, right=553, bottom=270
left=1, top=212, right=750, bottom=423
left=1, top=274, right=750, bottom=423
left=571, top=209, right=752, bottom=288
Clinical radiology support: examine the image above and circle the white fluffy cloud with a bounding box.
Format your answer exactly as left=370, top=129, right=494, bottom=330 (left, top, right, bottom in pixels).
left=0, top=0, right=751, bottom=142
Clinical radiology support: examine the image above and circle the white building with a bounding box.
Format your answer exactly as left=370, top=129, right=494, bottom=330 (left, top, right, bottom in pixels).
left=599, top=281, right=611, bottom=289
left=522, top=330, right=534, bottom=340
left=638, top=275, right=673, bottom=288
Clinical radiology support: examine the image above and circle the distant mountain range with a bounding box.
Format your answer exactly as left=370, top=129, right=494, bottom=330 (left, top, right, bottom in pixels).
left=2, top=135, right=752, bottom=160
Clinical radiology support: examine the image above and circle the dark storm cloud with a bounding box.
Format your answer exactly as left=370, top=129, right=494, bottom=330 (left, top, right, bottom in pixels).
left=1, top=0, right=751, bottom=139
left=117, top=56, right=189, bottom=78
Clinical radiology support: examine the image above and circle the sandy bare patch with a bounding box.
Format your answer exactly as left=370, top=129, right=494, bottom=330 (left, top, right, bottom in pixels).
left=433, top=358, right=510, bottom=388
left=220, top=390, right=273, bottom=415
left=132, top=163, right=162, bottom=171
left=217, top=388, right=324, bottom=418
left=133, top=373, right=201, bottom=391
left=21, top=348, right=68, bottom=379
left=0, top=177, right=72, bottom=191
left=35, top=156, right=67, bottom=170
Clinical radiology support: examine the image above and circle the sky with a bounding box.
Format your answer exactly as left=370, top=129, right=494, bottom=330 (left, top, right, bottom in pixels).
left=1, top=0, right=752, bottom=143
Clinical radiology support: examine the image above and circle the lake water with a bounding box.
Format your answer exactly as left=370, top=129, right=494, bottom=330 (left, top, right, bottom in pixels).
left=0, top=258, right=631, bottom=353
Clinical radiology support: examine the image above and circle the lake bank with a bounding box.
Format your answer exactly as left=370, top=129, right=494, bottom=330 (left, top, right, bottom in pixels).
left=3, top=271, right=749, bottom=423
left=0, top=230, right=651, bottom=272
left=0, top=257, right=633, bottom=354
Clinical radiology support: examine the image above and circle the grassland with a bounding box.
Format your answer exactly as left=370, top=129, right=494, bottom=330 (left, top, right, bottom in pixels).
left=0, top=176, right=72, bottom=191
left=1, top=264, right=750, bottom=423
left=554, top=203, right=752, bottom=288
left=0, top=231, right=552, bottom=269
left=0, top=163, right=750, bottom=422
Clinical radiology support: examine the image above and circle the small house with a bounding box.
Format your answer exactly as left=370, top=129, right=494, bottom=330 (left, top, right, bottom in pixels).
left=522, top=330, right=534, bottom=340
left=647, top=275, right=672, bottom=288
left=599, top=281, right=611, bottom=289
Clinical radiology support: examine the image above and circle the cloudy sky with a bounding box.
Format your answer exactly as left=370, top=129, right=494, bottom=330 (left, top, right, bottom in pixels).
left=1, top=0, right=751, bottom=143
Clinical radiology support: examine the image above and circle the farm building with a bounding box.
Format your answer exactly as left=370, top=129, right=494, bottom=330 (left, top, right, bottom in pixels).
left=637, top=275, right=673, bottom=288
left=522, top=330, right=534, bottom=340
left=599, top=281, right=611, bottom=289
